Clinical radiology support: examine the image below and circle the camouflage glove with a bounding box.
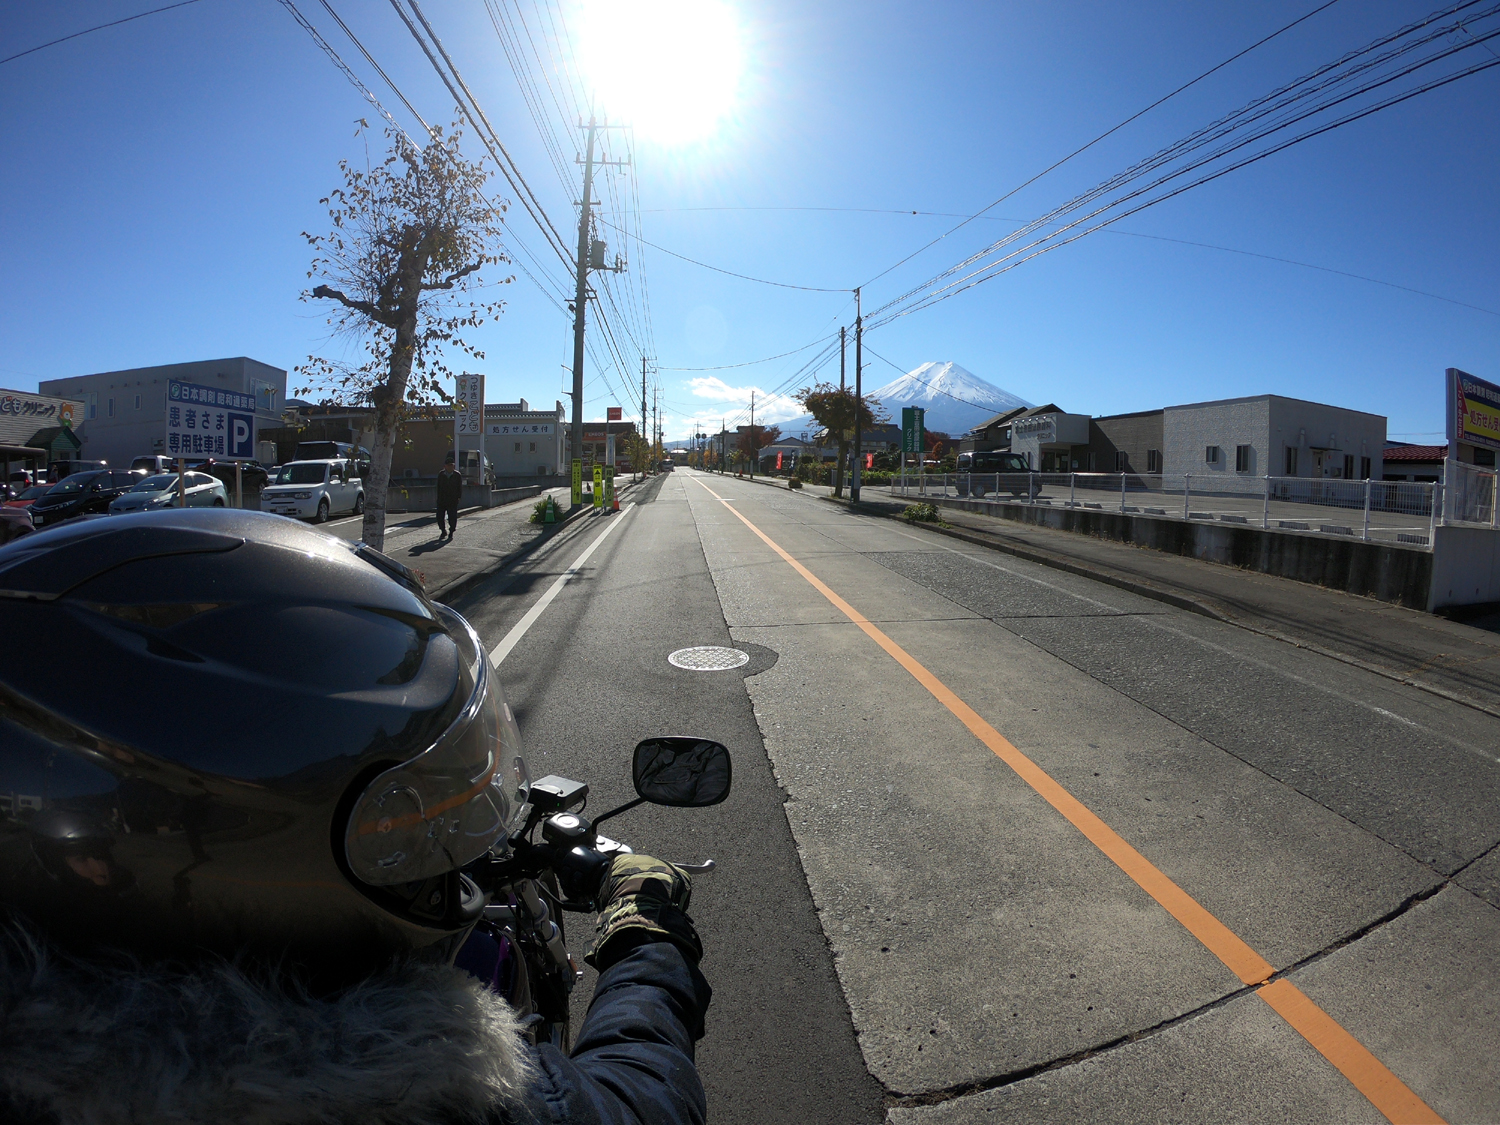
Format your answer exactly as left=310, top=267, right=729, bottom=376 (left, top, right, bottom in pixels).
left=585, top=853, right=703, bottom=972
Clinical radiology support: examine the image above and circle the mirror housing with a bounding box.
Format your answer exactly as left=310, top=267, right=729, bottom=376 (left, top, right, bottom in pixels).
left=632, top=737, right=732, bottom=808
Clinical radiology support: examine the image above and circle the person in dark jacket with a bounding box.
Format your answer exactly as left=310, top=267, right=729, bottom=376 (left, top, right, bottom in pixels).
left=0, top=509, right=713, bottom=1125
left=436, top=453, right=463, bottom=539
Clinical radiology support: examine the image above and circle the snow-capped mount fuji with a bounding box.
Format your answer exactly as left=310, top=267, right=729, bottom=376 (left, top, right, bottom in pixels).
left=868, top=362, right=1031, bottom=436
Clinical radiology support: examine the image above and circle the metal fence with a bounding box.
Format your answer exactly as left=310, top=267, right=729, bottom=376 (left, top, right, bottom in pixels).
left=1446, top=460, right=1499, bottom=527
left=889, top=472, right=1470, bottom=549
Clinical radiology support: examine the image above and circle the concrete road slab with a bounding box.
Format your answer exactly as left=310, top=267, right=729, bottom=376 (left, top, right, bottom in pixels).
left=885, top=989, right=1377, bottom=1125
left=1454, top=842, right=1500, bottom=908
left=1288, top=885, right=1500, bottom=1125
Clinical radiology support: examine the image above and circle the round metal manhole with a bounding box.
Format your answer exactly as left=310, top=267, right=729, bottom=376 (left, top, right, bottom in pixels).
left=668, top=646, right=750, bottom=671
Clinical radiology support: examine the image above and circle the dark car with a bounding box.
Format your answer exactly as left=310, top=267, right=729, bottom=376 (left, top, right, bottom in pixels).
left=956, top=450, right=1035, bottom=497
left=28, top=470, right=142, bottom=529
left=188, top=458, right=271, bottom=493
left=0, top=506, right=33, bottom=544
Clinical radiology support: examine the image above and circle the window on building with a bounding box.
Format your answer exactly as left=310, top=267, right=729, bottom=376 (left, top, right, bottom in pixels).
left=87, top=393, right=97, bottom=419
left=514, top=442, right=521, bottom=453
left=1205, top=445, right=1220, bottom=465
left=1285, top=446, right=1298, bottom=475
left=1235, top=445, right=1252, bottom=472
left=1114, top=450, right=1128, bottom=472
left=134, top=394, right=142, bottom=410
left=1343, top=454, right=1355, bottom=479
left=1360, top=456, right=1372, bottom=479
left=107, top=397, right=115, bottom=418
left=1147, top=449, right=1162, bottom=473
left=1475, top=448, right=1497, bottom=468
left=529, top=442, right=536, bottom=452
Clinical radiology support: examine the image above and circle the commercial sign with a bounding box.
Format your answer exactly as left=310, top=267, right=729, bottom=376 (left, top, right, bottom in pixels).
left=901, top=406, right=925, bottom=454
left=486, top=422, right=553, bottom=436
left=607, top=406, right=622, bottom=421
left=455, top=374, right=485, bottom=436
left=1012, top=414, right=1056, bottom=443
left=165, top=380, right=254, bottom=460
left=1448, top=367, right=1500, bottom=453
left=0, top=391, right=80, bottom=445
left=571, top=459, right=582, bottom=506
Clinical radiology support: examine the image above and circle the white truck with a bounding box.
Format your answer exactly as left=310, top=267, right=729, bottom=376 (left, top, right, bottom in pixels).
left=261, top=459, right=364, bottom=523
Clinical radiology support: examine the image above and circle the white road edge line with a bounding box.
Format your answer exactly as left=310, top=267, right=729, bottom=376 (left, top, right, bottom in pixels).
left=488, top=507, right=635, bottom=666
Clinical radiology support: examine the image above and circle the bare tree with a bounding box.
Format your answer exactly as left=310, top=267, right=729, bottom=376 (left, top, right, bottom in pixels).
left=301, top=119, right=507, bottom=550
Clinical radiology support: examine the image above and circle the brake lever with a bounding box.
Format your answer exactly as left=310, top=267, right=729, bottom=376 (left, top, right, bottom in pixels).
left=671, top=859, right=716, bottom=874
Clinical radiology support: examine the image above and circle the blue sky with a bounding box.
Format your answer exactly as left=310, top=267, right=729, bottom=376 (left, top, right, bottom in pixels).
left=2, top=0, right=1496, bottom=442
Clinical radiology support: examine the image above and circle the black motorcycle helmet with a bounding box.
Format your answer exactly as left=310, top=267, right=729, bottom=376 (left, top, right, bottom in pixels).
left=0, top=510, right=527, bottom=976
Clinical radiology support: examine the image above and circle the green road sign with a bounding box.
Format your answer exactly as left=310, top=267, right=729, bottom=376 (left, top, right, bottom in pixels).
left=571, top=459, right=582, bottom=506
left=901, top=406, right=925, bottom=454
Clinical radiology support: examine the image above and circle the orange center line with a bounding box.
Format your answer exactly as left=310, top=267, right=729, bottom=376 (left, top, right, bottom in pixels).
left=691, top=475, right=1443, bottom=1125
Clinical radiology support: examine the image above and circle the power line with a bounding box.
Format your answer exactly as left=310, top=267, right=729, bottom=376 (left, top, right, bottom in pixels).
left=659, top=333, right=838, bottom=371
left=1, top=0, right=208, bottom=67
left=594, top=216, right=851, bottom=292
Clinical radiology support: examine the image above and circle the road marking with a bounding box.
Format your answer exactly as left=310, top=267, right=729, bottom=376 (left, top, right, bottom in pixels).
left=488, top=507, right=634, bottom=666
left=691, top=475, right=1443, bottom=1125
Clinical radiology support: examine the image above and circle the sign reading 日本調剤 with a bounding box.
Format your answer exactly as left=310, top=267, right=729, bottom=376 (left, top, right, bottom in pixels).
left=1448, top=367, right=1500, bottom=453
left=166, top=380, right=255, bottom=460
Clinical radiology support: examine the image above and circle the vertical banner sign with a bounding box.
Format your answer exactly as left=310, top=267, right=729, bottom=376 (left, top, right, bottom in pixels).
left=166, top=380, right=256, bottom=460
left=1449, top=367, right=1500, bottom=454
left=901, top=406, right=925, bottom=455
left=604, top=466, right=615, bottom=509
left=605, top=433, right=616, bottom=471
left=455, top=374, right=484, bottom=481
left=571, top=459, right=583, bottom=506
left=592, top=464, right=604, bottom=509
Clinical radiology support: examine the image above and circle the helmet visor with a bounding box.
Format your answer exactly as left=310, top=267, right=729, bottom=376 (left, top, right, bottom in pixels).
left=344, top=612, right=527, bottom=886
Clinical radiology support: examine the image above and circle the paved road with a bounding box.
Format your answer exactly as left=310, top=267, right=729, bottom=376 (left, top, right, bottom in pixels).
left=446, top=468, right=1499, bottom=1124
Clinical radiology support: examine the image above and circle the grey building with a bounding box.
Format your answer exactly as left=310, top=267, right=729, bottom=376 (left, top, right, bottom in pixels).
left=960, top=406, right=1031, bottom=453
left=1083, top=409, right=1166, bottom=473
left=1162, top=394, right=1385, bottom=482
left=1009, top=407, right=1091, bottom=471
left=39, top=358, right=286, bottom=469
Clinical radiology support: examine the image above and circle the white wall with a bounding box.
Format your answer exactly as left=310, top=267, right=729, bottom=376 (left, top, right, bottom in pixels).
left=1267, top=397, right=1385, bottom=481
left=481, top=405, right=564, bottom=476
left=1429, top=525, right=1500, bottom=609
left=1163, top=397, right=1270, bottom=480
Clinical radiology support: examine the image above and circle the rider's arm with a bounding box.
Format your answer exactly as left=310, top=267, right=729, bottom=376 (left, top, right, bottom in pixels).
left=519, top=940, right=712, bottom=1125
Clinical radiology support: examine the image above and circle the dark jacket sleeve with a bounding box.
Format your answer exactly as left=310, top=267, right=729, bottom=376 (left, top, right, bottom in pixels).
left=511, top=941, right=712, bottom=1125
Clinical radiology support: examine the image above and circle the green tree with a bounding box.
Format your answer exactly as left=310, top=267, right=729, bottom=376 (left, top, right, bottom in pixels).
left=300, top=119, right=507, bottom=551
left=796, top=384, right=883, bottom=498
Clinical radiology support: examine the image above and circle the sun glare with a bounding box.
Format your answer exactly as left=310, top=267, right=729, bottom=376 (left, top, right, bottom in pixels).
left=576, top=0, right=745, bottom=144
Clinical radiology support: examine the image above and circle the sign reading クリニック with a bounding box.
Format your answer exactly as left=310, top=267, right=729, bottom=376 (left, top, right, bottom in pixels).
left=166, top=380, right=255, bottom=460
left=1448, top=367, right=1500, bottom=453
left=455, top=374, right=485, bottom=436
left=901, top=406, right=925, bottom=454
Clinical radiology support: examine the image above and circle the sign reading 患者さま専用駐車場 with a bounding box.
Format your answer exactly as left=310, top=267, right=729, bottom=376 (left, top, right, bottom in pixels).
left=1448, top=368, right=1500, bottom=454
left=166, top=381, right=255, bottom=461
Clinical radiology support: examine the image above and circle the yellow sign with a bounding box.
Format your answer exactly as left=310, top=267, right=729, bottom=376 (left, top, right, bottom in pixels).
left=571, top=459, right=583, bottom=506
left=592, top=465, right=604, bottom=509
left=1455, top=370, right=1500, bottom=451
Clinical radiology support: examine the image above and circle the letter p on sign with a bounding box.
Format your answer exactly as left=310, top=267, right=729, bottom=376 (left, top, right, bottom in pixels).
left=228, top=412, right=254, bottom=459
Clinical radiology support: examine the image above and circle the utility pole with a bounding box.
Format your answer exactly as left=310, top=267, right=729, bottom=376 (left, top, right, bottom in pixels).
left=641, top=355, right=648, bottom=481
left=721, top=418, right=726, bottom=474
left=749, top=391, right=756, bottom=480
left=569, top=116, right=597, bottom=510
left=851, top=287, right=863, bottom=503
left=840, top=326, right=846, bottom=391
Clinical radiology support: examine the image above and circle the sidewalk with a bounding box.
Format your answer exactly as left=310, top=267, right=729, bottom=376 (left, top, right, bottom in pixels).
left=330, top=481, right=636, bottom=602
left=729, top=472, right=1500, bottom=718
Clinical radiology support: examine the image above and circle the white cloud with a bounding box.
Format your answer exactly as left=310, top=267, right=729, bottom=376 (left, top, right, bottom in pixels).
left=687, top=376, right=802, bottom=421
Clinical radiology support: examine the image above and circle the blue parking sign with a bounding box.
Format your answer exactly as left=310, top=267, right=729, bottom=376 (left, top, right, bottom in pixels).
left=227, top=412, right=254, bottom=458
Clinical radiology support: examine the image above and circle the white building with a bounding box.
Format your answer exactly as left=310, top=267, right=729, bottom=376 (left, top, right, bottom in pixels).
left=1009, top=407, right=1091, bottom=471
left=1162, top=395, right=1385, bottom=482
left=482, top=400, right=565, bottom=477
left=39, top=357, right=286, bottom=469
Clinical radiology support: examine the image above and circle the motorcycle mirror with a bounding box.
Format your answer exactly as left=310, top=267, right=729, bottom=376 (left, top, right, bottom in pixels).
left=632, top=737, right=732, bottom=808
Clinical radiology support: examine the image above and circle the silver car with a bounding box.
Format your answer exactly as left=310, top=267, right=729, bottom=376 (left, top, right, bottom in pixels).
left=108, top=472, right=228, bottom=513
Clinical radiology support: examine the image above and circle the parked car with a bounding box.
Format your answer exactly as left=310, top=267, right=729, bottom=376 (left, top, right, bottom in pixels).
left=9, top=470, right=43, bottom=488
left=186, top=458, right=271, bottom=493
left=108, top=472, right=227, bottom=514
left=0, top=506, right=34, bottom=544
left=261, top=459, right=364, bottom=523
left=956, top=450, right=1035, bottom=497
left=28, top=470, right=143, bottom=528
left=658, top=459, right=675, bottom=473
left=129, top=455, right=177, bottom=474
left=4, top=484, right=54, bottom=510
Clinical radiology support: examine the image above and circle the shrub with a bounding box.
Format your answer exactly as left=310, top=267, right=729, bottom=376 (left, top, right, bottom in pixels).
left=901, top=502, right=940, bottom=523
left=788, top=477, right=803, bottom=490
left=529, top=496, right=557, bottom=524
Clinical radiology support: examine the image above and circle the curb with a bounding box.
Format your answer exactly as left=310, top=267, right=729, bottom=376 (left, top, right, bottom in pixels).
left=816, top=493, right=1500, bottom=723
left=429, top=483, right=634, bottom=603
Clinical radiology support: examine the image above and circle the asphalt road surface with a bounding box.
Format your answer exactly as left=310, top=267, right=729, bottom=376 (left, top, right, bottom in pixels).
left=447, top=468, right=1500, bottom=1124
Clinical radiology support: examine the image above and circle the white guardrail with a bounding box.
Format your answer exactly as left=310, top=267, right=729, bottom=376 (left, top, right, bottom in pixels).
left=891, top=467, right=1500, bottom=551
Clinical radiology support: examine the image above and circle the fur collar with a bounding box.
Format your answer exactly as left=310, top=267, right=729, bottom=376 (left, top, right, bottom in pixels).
left=0, top=929, right=532, bottom=1125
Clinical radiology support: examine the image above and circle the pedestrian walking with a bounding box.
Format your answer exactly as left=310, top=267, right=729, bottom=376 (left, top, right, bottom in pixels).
left=436, top=453, right=463, bottom=539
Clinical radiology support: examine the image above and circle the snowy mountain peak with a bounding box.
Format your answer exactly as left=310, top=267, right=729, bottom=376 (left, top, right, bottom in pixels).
left=867, top=362, right=1031, bottom=436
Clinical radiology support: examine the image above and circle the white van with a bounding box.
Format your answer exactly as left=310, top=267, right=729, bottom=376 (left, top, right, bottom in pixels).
left=261, top=459, right=364, bottom=523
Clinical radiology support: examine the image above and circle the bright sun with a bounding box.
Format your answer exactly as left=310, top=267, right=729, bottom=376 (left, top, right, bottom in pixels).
left=576, top=0, right=745, bottom=145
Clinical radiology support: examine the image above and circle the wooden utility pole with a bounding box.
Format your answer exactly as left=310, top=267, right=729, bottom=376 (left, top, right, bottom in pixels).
left=569, top=116, right=598, bottom=509
left=851, top=288, right=863, bottom=503
left=749, top=391, right=756, bottom=480
left=641, top=356, right=648, bottom=481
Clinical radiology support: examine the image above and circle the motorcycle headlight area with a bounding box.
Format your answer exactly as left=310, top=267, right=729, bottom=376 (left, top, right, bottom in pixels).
left=345, top=616, right=529, bottom=885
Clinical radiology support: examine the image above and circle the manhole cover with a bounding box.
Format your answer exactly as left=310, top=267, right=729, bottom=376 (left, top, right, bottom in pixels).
left=668, top=646, right=750, bottom=671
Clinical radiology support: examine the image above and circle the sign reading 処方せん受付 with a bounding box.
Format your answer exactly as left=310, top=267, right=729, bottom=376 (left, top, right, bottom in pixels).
left=1449, top=368, right=1500, bottom=454
left=166, top=381, right=255, bottom=460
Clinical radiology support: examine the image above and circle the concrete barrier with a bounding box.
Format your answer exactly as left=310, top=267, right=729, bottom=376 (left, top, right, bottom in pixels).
left=932, top=495, right=1434, bottom=610
left=1430, top=525, right=1500, bottom=611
